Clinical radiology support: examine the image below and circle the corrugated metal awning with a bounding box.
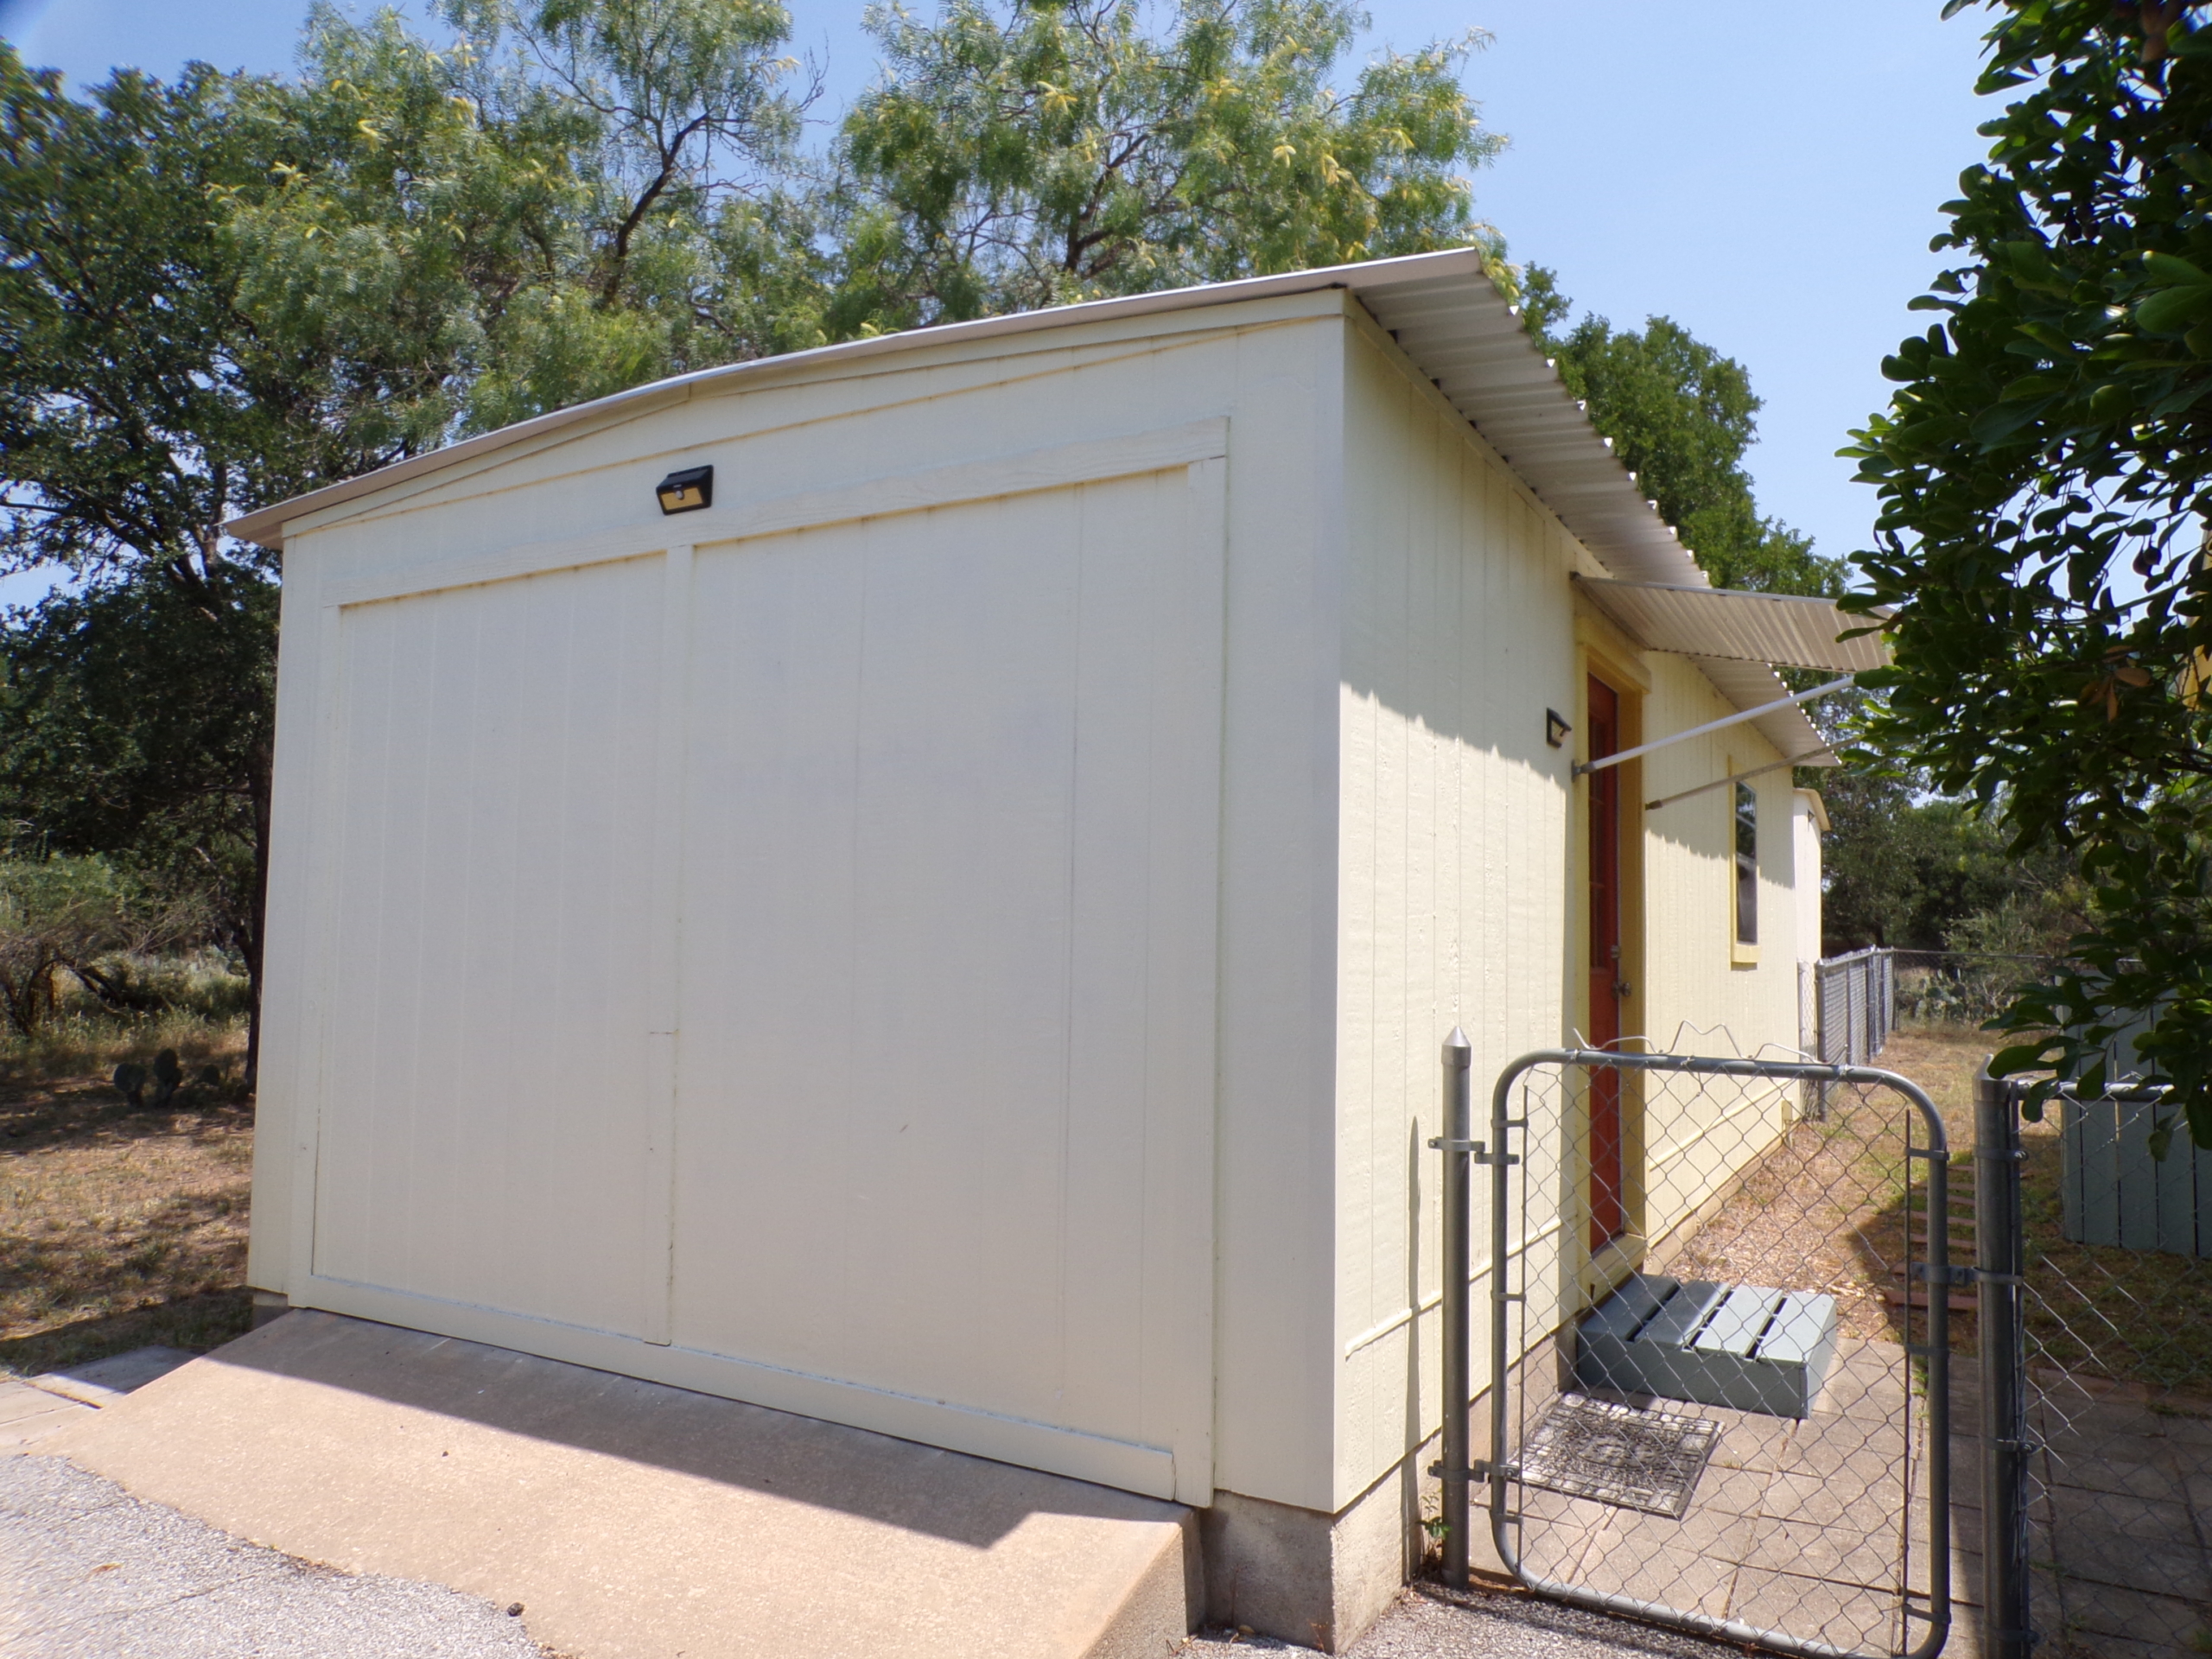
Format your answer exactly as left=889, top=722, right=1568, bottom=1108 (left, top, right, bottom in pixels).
left=1573, top=579, right=1889, bottom=673
left=1347, top=263, right=1840, bottom=762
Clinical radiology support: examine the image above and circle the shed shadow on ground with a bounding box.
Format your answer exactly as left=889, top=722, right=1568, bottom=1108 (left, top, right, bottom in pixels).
left=195, top=1308, right=1178, bottom=1550
left=0, top=1291, right=252, bottom=1379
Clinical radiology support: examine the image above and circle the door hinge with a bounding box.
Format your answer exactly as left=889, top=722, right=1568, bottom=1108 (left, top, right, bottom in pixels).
left=1428, top=1459, right=1497, bottom=1481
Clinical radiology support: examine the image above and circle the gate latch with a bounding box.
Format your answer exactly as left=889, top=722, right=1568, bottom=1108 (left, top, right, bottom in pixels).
left=1426, top=1136, right=1521, bottom=1166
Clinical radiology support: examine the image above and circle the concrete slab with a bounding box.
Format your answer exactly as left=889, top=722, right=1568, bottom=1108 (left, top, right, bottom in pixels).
left=41, top=1310, right=1198, bottom=1659
left=1182, top=1581, right=1747, bottom=1657
left=0, top=1382, right=84, bottom=1431
left=0, top=1407, right=89, bottom=1451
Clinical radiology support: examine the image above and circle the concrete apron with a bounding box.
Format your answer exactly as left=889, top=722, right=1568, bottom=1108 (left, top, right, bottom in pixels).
left=35, top=1311, right=1198, bottom=1659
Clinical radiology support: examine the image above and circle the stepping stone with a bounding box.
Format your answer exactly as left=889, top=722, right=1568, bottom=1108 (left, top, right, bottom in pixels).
left=1575, top=1273, right=1839, bottom=1419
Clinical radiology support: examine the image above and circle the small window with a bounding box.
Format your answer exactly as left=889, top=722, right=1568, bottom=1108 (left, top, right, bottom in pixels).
left=1734, top=779, right=1758, bottom=948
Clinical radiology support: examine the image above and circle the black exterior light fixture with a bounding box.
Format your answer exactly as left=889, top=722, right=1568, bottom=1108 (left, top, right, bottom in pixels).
left=1546, top=709, right=1572, bottom=749
left=656, top=465, right=714, bottom=515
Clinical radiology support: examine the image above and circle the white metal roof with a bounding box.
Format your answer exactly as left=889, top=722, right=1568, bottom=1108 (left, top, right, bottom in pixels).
left=226, top=246, right=1830, bottom=758
left=1574, top=579, right=1887, bottom=675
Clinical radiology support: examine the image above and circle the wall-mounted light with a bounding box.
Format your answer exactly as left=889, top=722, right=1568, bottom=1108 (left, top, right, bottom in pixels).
left=1546, top=709, right=1572, bottom=749
left=656, top=465, right=714, bottom=515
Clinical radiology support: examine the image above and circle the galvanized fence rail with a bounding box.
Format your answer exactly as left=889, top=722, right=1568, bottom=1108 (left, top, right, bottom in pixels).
left=1438, top=1046, right=1953, bottom=1659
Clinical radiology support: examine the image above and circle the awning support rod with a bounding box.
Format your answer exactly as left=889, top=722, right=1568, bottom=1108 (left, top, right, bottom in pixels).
left=1644, top=752, right=1833, bottom=813
left=1572, top=676, right=1852, bottom=777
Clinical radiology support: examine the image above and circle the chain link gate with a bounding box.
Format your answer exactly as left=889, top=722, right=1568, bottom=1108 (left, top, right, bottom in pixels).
left=1974, top=1071, right=2212, bottom=1658
left=1436, top=1046, right=1954, bottom=1659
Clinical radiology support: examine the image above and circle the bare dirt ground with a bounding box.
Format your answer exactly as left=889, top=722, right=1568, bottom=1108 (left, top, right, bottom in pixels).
left=0, top=1053, right=253, bottom=1378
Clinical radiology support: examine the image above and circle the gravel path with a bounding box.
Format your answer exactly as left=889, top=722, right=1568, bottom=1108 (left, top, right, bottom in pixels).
left=0, top=1455, right=547, bottom=1659
left=1182, top=1581, right=1741, bottom=1659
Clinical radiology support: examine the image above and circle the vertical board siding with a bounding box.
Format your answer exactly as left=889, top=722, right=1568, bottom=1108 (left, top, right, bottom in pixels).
left=312, top=556, right=665, bottom=1334
left=1635, top=658, right=1803, bottom=1245
left=1335, top=333, right=1575, bottom=1503
left=1332, top=328, right=1808, bottom=1506
left=671, top=470, right=1222, bottom=1478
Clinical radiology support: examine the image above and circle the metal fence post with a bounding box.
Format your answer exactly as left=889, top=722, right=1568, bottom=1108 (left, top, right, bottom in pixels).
left=1975, top=1066, right=2034, bottom=1658
left=1436, top=1028, right=1473, bottom=1588
left=1485, top=1050, right=1516, bottom=1592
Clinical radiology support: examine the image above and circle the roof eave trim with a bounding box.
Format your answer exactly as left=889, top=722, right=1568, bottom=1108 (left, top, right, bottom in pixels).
left=225, top=246, right=1495, bottom=550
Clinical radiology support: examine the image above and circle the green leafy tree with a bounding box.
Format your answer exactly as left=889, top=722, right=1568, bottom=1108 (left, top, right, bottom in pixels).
left=0, top=35, right=515, bottom=1077
left=1844, top=0, right=2212, bottom=1141
left=239, top=0, right=825, bottom=435
left=1818, top=768, right=2081, bottom=955
left=0, top=3, right=823, bottom=1081
left=830, top=0, right=1505, bottom=331
left=0, top=51, right=304, bottom=1079
left=442, top=0, right=826, bottom=419
left=0, top=855, right=184, bottom=1038
left=0, top=578, right=275, bottom=1034
left=0, top=55, right=280, bottom=582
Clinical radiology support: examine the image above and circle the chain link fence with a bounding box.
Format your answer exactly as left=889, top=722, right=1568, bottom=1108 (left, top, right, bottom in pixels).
left=1973, top=1073, right=2212, bottom=1658
left=1425, top=1017, right=2212, bottom=1658
left=1802, top=949, right=1899, bottom=1071
left=1802, top=948, right=2092, bottom=1056
left=1440, top=1048, right=1953, bottom=1659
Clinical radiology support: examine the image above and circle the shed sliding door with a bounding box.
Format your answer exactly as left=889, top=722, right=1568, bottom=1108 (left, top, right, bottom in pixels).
left=310, top=555, right=667, bottom=1336
left=675, top=468, right=1224, bottom=1492
left=298, top=461, right=1223, bottom=1498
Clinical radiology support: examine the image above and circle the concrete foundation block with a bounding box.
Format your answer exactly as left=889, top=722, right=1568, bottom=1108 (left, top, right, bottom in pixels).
left=1202, top=1431, right=1491, bottom=1652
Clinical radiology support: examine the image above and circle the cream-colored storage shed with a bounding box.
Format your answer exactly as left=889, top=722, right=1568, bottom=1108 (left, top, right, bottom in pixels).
left=232, top=248, right=1867, bottom=1649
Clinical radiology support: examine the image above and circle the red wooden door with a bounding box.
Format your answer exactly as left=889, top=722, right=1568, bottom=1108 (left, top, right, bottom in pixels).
left=1586, top=676, right=1626, bottom=1251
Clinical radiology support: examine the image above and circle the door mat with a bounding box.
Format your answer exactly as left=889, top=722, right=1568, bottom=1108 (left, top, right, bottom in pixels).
left=1513, top=1392, right=1719, bottom=1518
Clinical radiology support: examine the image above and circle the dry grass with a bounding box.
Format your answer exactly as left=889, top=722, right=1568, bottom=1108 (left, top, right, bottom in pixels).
left=0, top=1030, right=256, bottom=1378
left=0, top=954, right=251, bottom=1091
left=1870, top=1023, right=1993, bottom=1122
left=1873, top=1024, right=2212, bottom=1393
left=1677, top=1021, right=2212, bottom=1398
left=1660, top=1085, right=1917, bottom=1347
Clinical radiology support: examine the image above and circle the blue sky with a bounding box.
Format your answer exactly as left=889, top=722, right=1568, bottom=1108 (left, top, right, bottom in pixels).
left=0, top=0, right=1997, bottom=578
